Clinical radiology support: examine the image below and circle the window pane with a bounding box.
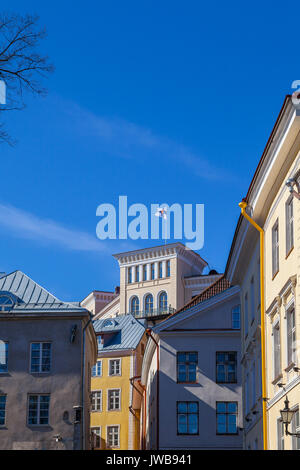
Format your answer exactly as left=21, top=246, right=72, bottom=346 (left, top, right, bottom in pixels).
left=178, top=402, right=187, bottom=413
left=217, top=402, right=226, bottom=413
left=228, top=402, right=237, bottom=413
left=188, top=402, right=198, bottom=413
left=188, top=414, right=198, bottom=434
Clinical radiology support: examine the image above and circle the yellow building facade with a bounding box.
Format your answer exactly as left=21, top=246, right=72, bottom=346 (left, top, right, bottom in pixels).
left=226, top=95, right=300, bottom=449
left=90, top=315, right=146, bottom=450
left=263, top=98, right=300, bottom=449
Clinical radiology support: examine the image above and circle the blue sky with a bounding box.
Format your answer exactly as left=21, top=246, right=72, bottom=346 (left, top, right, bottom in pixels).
left=0, top=0, right=298, bottom=301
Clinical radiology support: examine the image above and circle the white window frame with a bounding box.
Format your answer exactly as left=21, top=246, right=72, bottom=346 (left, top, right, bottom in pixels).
left=91, top=426, right=102, bottom=449
left=92, top=360, right=102, bottom=377
left=286, top=196, right=294, bottom=256
left=106, top=424, right=120, bottom=448
left=286, top=300, right=296, bottom=368
left=108, top=358, right=121, bottom=376
left=277, top=418, right=284, bottom=450
left=0, top=341, right=8, bottom=373
left=107, top=388, right=121, bottom=411
left=30, top=342, right=52, bottom=374
left=273, top=320, right=281, bottom=380
left=292, top=406, right=300, bottom=450
left=27, top=394, right=50, bottom=426
left=91, top=390, right=102, bottom=412
left=272, top=220, right=279, bottom=277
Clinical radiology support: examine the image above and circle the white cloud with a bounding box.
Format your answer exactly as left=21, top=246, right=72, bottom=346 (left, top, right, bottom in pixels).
left=0, top=203, right=105, bottom=253
left=63, top=99, right=233, bottom=181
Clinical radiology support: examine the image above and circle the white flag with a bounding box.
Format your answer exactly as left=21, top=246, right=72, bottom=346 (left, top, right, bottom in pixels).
left=155, top=207, right=167, bottom=220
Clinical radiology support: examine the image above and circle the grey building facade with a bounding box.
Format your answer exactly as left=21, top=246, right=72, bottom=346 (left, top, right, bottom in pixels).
left=141, top=276, right=243, bottom=450
left=0, top=271, right=97, bottom=450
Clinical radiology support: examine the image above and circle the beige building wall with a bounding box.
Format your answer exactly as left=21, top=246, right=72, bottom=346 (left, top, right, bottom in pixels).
left=89, top=243, right=221, bottom=322
left=264, top=151, right=300, bottom=450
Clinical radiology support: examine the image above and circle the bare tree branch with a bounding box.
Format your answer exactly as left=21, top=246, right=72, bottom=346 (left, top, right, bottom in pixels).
left=0, top=13, right=53, bottom=144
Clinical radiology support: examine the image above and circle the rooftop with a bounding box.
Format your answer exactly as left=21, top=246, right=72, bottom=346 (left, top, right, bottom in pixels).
left=0, top=270, right=87, bottom=313
left=93, top=314, right=145, bottom=352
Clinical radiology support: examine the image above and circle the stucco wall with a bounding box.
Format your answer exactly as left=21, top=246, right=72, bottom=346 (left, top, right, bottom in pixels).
left=0, top=315, right=95, bottom=450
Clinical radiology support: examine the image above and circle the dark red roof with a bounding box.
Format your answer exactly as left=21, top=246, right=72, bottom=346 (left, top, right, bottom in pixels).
left=165, top=275, right=231, bottom=323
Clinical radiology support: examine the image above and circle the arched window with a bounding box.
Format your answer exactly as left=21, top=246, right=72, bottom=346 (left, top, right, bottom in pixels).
left=0, top=294, right=14, bottom=312
left=131, top=296, right=139, bottom=315
left=145, top=294, right=153, bottom=314
left=159, top=291, right=168, bottom=313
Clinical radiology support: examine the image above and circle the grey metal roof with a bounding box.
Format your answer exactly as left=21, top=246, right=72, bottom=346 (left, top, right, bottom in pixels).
left=0, top=270, right=87, bottom=313
left=93, top=314, right=145, bottom=352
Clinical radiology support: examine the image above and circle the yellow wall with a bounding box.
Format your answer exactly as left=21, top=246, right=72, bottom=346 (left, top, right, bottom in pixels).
left=264, top=150, right=300, bottom=449
left=91, top=353, right=136, bottom=450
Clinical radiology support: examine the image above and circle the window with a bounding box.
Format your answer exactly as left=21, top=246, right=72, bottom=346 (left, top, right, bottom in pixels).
left=91, top=391, right=102, bottom=412
left=177, top=352, right=198, bottom=383
left=216, top=352, right=237, bottom=383
left=107, top=425, right=120, bottom=448
left=159, top=291, right=168, bottom=313
left=28, top=394, right=50, bottom=425
left=128, top=267, right=132, bottom=283
left=0, top=342, right=8, bottom=373
left=92, top=361, right=102, bottom=377
left=151, top=263, right=155, bottom=280
left=0, top=294, right=14, bottom=312
left=91, top=427, right=101, bottom=449
left=145, top=294, right=153, bottom=314
left=250, top=277, right=255, bottom=323
left=130, top=296, right=139, bottom=315
left=177, top=402, right=199, bottom=435
left=108, top=389, right=121, bottom=411
left=277, top=418, right=284, bottom=450
left=244, top=293, right=249, bottom=337
left=158, top=262, right=163, bottom=278
left=286, top=197, right=294, bottom=255
left=143, top=265, right=147, bottom=281
left=292, top=409, right=300, bottom=450
left=166, top=260, right=171, bottom=277
left=287, top=304, right=296, bottom=366
left=109, top=359, right=121, bottom=376
left=30, top=342, right=51, bottom=373
left=0, top=395, right=6, bottom=426
left=272, top=221, right=279, bottom=277
left=273, top=323, right=281, bottom=379
left=232, top=306, right=240, bottom=329
left=135, top=266, right=139, bottom=282
left=216, top=402, right=238, bottom=434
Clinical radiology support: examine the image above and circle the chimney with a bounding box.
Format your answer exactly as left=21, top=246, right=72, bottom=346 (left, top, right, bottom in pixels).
left=115, top=286, right=120, bottom=295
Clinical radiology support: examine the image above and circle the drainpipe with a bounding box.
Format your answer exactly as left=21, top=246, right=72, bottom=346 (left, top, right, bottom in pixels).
left=239, top=200, right=268, bottom=450
left=146, top=329, right=159, bottom=450
left=140, top=382, right=147, bottom=450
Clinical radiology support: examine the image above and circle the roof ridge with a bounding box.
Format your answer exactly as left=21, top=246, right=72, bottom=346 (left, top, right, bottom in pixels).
left=157, top=274, right=229, bottom=325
